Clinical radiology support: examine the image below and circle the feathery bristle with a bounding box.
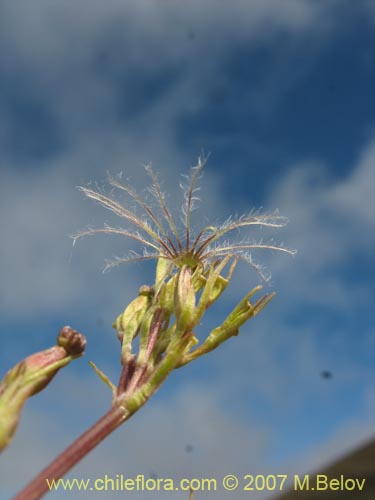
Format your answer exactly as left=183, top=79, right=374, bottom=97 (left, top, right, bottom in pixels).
left=73, top=159, right=295, bottom=279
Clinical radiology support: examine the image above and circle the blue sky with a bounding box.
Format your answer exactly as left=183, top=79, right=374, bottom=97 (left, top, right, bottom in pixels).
left=0, top=1, right=374, bottom=498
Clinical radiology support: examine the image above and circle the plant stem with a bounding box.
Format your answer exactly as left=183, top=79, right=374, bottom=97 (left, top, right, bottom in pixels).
left=12, top=405, right=128, bottom=500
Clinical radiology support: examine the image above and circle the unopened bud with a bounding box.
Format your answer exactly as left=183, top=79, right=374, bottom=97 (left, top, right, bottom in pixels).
left=113, top=294, right=150, bottom=335
left=113, top=293, right=151, bottom=364
left=174, top=266, right=196, bottom=331
left=155, top=257, right=171, bottom=284
left=58, top=326, right=86, bottom=355
left=22, top=346, right=70, bottom=395
left=0, top=327, right=86, bottom=451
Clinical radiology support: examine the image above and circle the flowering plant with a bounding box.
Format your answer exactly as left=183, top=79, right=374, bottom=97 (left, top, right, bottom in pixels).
left=2, top=158, right=294, bottom=500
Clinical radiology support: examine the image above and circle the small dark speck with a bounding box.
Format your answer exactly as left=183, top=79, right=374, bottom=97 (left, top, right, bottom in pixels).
left=321, top=370, right=333, bottom=379
left=185, top=444, right=193, bottom=453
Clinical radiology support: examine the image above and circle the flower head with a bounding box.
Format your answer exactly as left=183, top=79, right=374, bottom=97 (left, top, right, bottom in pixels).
left=73, top=157, right=295, bottom=280
left=71, top=159, right=296, bottom=420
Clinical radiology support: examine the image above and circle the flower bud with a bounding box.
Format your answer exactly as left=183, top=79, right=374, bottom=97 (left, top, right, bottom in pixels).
left=21, top=345, right=70, bottom=395
left=58, top=326, right=86, bottom=355
left=113, top=294, right=150, bottom=337
left=158, top=274, right=177, bottom=314
left=174, top=266, right=196, bottom=331
left=155, top=257, right=171, bottom=284
left=0, top=327, right=86, bottom=451
left=113, top=293, right=151, bottom=364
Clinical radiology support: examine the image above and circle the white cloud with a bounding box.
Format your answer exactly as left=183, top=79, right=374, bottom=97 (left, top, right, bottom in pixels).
left=0, top=0, right=355, bottom=154
left=1, top=0, right=337, bottom=67
left=258, top=137, right=375, bottom=309
left=329, top=138, right=375, bottom=226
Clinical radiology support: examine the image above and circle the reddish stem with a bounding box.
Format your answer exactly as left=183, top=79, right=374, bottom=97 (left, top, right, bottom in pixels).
left=117, top=356, right=136, bottom=393
left=12, top=405, right=127, bottom=500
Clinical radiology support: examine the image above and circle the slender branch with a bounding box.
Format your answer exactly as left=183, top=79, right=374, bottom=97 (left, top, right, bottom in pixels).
left=12, top=405, right=128, bottom=500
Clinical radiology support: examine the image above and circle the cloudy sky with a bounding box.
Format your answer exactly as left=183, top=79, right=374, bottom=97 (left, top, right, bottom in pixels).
left=0, top=1, right=374, bottom=498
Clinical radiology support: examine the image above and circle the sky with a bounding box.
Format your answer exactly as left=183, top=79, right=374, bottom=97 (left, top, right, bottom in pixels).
left=0, top=1, right=374, bottom=498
